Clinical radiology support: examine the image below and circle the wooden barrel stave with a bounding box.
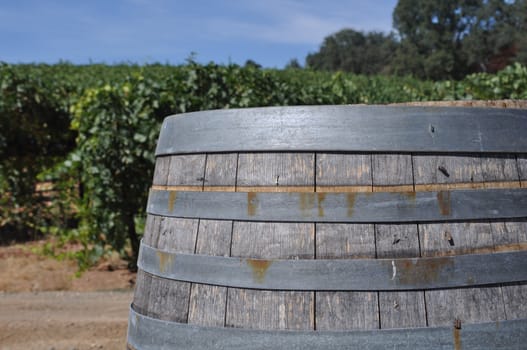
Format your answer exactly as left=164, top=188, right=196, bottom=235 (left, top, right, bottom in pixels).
left=188, top=219, right=232, bottom=327
left=136, top=151, right=527, bottom=331
left=130, top=106, right=527, bottom=349
left=519, top=154, right=527, bottom=187
left=315, top=153, right=375, bottom=331
left=416, top=153, right=522, bottom=327
left=227, top=153, right=315, bottom=330
left=187, top=153, right=236, bottom=327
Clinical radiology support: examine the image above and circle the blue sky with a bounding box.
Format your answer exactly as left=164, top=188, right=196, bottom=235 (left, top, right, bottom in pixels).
left=0, top=0, right=397, bottom=68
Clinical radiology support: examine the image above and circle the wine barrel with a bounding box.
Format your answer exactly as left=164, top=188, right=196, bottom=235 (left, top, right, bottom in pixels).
left=128, top=105, right=527, bottom=349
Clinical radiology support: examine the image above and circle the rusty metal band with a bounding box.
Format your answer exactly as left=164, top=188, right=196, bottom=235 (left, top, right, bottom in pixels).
left=155, top=106, right=527, bottom=156
left=147, top=188, right=527, bottom=223
left=137, top=241, right=527, bottom=291
left=128, top=307, right=527, bottom=350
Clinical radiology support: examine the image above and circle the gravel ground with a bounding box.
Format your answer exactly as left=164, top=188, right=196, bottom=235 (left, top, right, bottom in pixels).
left=0, top=291, right=133, bottom=350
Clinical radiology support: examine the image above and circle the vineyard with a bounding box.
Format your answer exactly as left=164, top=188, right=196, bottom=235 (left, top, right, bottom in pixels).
left=1, top=61, right=527, bottom=269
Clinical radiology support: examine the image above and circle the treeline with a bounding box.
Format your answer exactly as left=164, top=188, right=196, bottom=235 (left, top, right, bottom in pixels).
left=1, top=62, right=526, bottom=267
left=306, top=0, right=527, bottom=80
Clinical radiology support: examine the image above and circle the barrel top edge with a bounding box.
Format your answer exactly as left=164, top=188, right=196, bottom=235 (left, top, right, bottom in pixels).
left=160, top=104, right=527, bottom=123
left=154, top=149, right=527, bottom=157
left=154, top=105, right=527, bottom=156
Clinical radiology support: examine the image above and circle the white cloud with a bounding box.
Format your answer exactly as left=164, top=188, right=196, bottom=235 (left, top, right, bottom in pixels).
left=200, top=0, right=394, bottom=46
left=0, top=0, right=396, bottom=65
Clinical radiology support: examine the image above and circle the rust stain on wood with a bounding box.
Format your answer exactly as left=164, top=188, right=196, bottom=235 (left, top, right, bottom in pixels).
left=437, top=191, right=451, bottom=216
left=246, top=259, right=272, bottom=284
left=346, top=193, right=357, bottom=217
left=493, top=242, right=527, bottom=252
left=317, top=193, right=326, bottom=217
left=424, top=246, right=495, bottom=257
left=317, top=185, right=372, bottom=193
left=203, top=185, right=236, bottom=192
left=152, top=181, right=520, bottom=193
left=237, top=185, right=313, bottom=193
left=373, top=185, right=414, bottom=193
left=453, top=326, right=462, bottom=350
left=299, top=193, right=315, bottom=218
left=403, top=191, right=416, bottom=203
left=157, top=250, right=175, bottom=274
left=425, top=241, right=527, bottom=257
left=397, top=257, right=454, bottom=286
left=168, top=191, right=177, bottom=212
left=247, top=192, right=257, bottom=216
left=415, top=181, right=520, bottom=192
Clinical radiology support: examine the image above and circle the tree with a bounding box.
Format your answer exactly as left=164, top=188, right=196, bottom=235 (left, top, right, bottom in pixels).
left=511, top=0, right=527, bottom=65
left=70, top=77, right=165, bottom=267
left=285, top=58, right=302, bottom=69
left=392, top=0, right=524, bottom=79
left=244, top=60, right=262, bottom=69
left=461, top=0, right=521, bottom=72
left=392, top=0, right=479, bottom=79
left=306, top=29, right=397, bottom=75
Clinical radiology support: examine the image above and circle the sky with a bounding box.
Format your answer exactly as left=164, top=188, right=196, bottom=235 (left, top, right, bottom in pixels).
left=0, top=0, right=397, bottom=68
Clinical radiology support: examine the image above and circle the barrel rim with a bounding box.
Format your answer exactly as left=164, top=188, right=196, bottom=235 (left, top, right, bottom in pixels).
left=127, top=306, right=527, bottom=350
left=155, top=105, right=527, bottom=156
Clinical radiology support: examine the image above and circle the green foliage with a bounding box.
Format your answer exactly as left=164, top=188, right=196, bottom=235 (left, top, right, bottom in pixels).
left=0, top=63, right=76, bottom=237
left=393, top=0, right=468, bottom=79
left=1, top=61, right=526, bottom=269
left=443, top=62, right=527, bottom=99
left=70, top=76, right=166, bottom=263
left=392, top=0, right=526, bottom=79
left=33, top=227, right=107, bottom=274
left=308, top=1, right=526, bottom=79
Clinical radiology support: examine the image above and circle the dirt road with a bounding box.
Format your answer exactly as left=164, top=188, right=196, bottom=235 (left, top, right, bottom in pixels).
left=0, top=291, right=133, bottom=350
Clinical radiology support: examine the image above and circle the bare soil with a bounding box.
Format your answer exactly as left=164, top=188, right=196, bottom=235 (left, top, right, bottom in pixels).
left=0, top=240, right=136, bottom=350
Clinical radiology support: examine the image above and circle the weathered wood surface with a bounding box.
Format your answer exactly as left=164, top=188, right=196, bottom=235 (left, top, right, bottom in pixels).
left=316, top=153, right=371, bottom=192
left=413, top=154, right=520, bottom=191
left=227, top=222, right=315, bottom=330
left=187, top=153, right=237, bottom=327
left=227, top=154, right=315, bottom=330
left=155, top=105, right=527, bottom=155
left=133, top=153, right=169, bottom=317
left=137, top=151, right=526, bottom=328
left=134, top=155, right=205, bottom=323
left=135, top=150, right=526, bottom=331
left=519, top=155, right=527, bottom=188
left=148, top=218, right=198, bottom=322
left=316, top=153, right=378, bottom=330
left=152, top=156, right=171, bottom=186
left=167, top=154, right=206, bottom=190
left=394, top=99, right=527, bottom=109
left=493, top=219, right=527, bottom=320
left=202, top=153, right=237, bottom=192
left=134, top=102, right=527, bottom=337
left=372, top=154, right=413, bottom=192
left=374, top=154, right=426, bottom=329
left=187, top=220, right=232, bottom=326
left=237, top=153, right=314, bottom=192
left=414, top=154, right=520, bottom=327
